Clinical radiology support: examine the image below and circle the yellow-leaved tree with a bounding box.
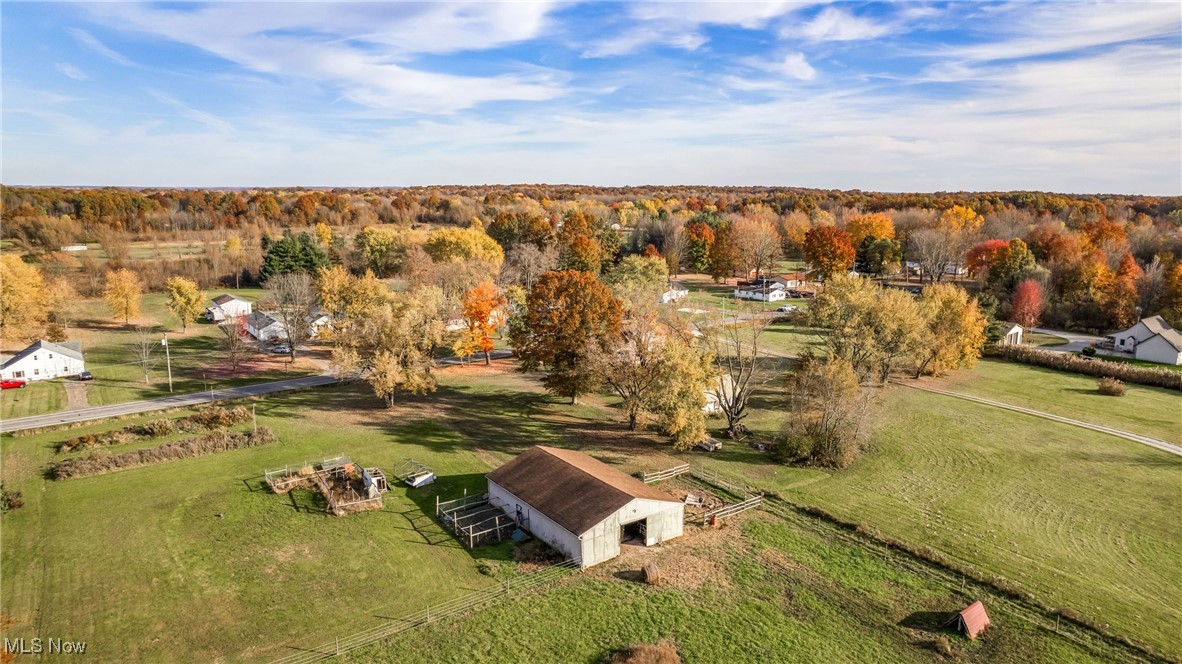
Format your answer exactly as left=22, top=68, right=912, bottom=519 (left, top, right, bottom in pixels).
left=164, top=276, right=205, bottom=333
left=0, top=254, right=48, bottom=342
left=103, top=268, right=144, bottom=326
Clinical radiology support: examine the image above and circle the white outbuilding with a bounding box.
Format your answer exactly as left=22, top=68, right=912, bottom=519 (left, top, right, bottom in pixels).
left=0, top=340, right=85, bottom=381
left=205, top=294, right=253, bottom=322
left=486, top=446, right=684, bottom=569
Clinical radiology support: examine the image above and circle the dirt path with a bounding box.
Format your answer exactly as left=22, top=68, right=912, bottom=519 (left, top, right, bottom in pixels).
left=894, top=380, right=1182, bottom=457
left=62, top=380, right=90, bottom=411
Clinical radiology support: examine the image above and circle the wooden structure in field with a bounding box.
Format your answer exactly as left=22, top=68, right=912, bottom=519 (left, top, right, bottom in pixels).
left=946, top=601, right=991, bottom=640
left=265, top=455, right=389, bottom=516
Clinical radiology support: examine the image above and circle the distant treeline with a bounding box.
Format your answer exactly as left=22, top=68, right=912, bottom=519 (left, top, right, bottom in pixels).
left=3, top=184, right=1179, bottom=236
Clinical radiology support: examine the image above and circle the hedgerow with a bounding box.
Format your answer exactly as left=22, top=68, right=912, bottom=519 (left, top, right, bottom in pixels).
left=52, top=427, right=276, bottom=480
left=986, top=345, right=1182, bottom=390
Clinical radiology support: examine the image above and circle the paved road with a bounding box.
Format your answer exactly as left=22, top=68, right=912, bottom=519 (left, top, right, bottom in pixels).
left=1, top=374, right=338, bottom=434
left=895, top=380, right=1182, bottom=457
left=1029, top=327, right=1104, bottom=353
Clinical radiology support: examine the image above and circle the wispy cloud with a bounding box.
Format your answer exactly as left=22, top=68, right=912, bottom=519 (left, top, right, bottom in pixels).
left=790, top=7, right=894, bottom=42
left=147, top=89, right=234, bottom=132
left=67, top=28, right=137, bottom=67
left=55, top=62, right=88, bottom=81
left=582, top=1, right=805, bottom=57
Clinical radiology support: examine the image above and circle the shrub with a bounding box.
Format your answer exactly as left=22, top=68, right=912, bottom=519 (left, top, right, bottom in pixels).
left=52, top=427, right=277, bottom=480
left=1097, top=377, right=1127, bottom=396
left=0, top=484, right=24, bottom=513
left=611, top=642, right=682, bottom=664
left=986, top=345, right=1182, bottom=390
left=1081, top=346, right=1096, bottom=357
left=139, top=418, right=176, bottom=437
left=57, top=406, right=254, bottom=453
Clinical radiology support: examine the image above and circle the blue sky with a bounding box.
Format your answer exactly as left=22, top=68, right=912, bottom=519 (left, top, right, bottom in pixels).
left=2, top=1, right=1179, bottom=193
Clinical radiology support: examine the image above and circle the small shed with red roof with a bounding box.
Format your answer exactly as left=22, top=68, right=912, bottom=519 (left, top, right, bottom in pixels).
left=946, top=601, right=991, bottom=639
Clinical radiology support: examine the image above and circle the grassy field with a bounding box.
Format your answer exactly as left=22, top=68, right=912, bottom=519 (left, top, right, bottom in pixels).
left=928, top=358, right=1181, bottom=444
left=0, top=381, right=65, bottom=419
left=345, top=513, right=1111, bottom=664
left=2, top=362, right=1177, bottom=660
left=676, top=369, right=1182, bottom=655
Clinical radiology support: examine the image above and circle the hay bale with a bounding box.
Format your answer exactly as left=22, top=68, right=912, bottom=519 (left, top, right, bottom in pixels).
left=298, top=465, right=315, bottom=476
left=611, top=641, right=681, bottom=664
left=643, top=563, right=661, bottom=586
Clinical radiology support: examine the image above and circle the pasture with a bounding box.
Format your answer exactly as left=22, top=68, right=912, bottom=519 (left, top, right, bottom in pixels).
left=1, top=363, right=1177, bottom=660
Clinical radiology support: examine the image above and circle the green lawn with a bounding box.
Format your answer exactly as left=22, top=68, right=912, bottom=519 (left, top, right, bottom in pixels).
left=3, top=366, right=1177, bottom=661
left=345, top=514, right=1110, bottom=664
left=789, top=388, right=1182, bottom=655
left=930, top=358, right=1181, bottom=444
left=1023, top=331, right=1069, bottom=347
left=0, top=380, right=65, bottom=419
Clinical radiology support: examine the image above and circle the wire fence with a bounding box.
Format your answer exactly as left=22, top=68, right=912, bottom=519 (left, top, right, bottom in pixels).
left=268, top=560, right=580, bottom=664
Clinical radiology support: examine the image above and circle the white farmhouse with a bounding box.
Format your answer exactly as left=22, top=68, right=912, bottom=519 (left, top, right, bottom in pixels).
left=734, top=285, right=786, bottom=302
left=0, top=340, right=85, bottom=381
left=245, top=312, right=286, bottom=341
left=205, top=294, right=253, bottom=322
left=486, top=446, right=684, bottom=569
left=1105, top=316, right=1182, bottom=365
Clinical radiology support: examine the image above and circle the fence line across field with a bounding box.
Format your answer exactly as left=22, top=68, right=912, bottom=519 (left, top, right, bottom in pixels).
left=268, top=559, right=580, bottom=664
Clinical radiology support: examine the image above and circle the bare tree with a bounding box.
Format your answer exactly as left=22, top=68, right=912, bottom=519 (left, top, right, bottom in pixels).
left=218, top=315, right=250, bottom=372
left=908, top=228, right=959, bottom=284
left=500, top=244, right=557, bottom=290
left=702, top=310, right=770, bottom=438
left=659, top=218, right=688, bottom=276
left=265, top=272, right=319, bottom=363
left=732, top=217, right=782, bottom=279
left=131, top=327, right=157, bottom=383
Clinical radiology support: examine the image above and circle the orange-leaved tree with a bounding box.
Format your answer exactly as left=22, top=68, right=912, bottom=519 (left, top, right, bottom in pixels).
left=511, top=270, right=623, bottom=404
left=844, top=212, right=895, bottom=248
left=803, top=226, right=856, bottom=281
left=458, top=280, right=506, bottom=365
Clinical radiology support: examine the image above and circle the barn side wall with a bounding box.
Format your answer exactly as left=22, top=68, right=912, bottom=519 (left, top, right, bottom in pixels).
left=578, top=499, right=684, bottom=567
left=487, top=480, right=582, bottom=564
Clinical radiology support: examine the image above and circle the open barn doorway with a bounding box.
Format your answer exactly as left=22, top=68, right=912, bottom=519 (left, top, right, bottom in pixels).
left=621, top=519, right=647, bottom=546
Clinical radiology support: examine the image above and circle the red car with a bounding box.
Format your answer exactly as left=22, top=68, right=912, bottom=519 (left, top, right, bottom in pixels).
left=1, top=379, right=28, bottom=390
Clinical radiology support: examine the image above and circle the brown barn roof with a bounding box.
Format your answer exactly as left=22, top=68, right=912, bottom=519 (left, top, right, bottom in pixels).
left=947, top=601, right=991, bottom=640
left=486, top=446, right=678, bottom=536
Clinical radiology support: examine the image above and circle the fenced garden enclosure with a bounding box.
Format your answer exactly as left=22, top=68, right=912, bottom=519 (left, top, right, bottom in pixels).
left=436, top=491, right=519, bottom=549
left=265, top=455, right=389, bottom=516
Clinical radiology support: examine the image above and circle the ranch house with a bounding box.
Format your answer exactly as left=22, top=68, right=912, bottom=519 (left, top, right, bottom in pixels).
left=0, top=340, right=85, bottom=381
left=1105, top=316, right=1182, bottom=365
left=486, top=446, right=684, bottom=569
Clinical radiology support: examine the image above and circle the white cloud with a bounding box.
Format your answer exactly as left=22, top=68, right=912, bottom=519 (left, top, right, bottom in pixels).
left=55, top=62, right=88, bottom=81
left=81, top=2, right=568, bottom=114
left=147, top=89, right=234, bottom=132
left=790, top=7, right=894, bottom=42
left=582, top=1, right=806, bottom=57
left=777, top=53, right=816, bottom=81
left=940, top=1, right=1181, bottom=62
left=67, top=28, right=137, bottom=67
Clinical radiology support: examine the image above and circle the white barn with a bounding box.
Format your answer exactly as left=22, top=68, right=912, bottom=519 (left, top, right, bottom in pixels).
left=486, top=446, right=684, bottom=569
left=205, top=294, right=253, bottom=322
left=0, top=340, right=85, bottom=381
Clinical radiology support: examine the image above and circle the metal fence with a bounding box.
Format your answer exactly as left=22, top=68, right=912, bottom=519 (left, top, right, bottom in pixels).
left=269, top=560, right=580, bottom=664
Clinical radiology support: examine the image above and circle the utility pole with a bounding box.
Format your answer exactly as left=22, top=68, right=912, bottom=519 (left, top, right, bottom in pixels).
left=162, top=333, right=174, bottom=393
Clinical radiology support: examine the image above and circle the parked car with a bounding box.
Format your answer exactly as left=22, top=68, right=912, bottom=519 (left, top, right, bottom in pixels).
left=270, top=345, right=292, bottom=354
left=77, top=371, right=94, bottom=381
left=775, top=305, right=798, bottom=313
left=1, top=379, right=28, bottom=390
